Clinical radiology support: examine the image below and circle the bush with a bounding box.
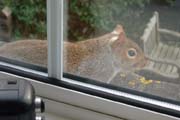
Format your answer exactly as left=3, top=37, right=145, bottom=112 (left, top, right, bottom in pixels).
left=1, top=0, right=175, bottom=41
left=151, top=0, right=176, bottom=6
left=68, top=0, right=150, bottom=41
left=0, top=0, right=152, bottom=41
left=1, top=0, right=46, bottom=40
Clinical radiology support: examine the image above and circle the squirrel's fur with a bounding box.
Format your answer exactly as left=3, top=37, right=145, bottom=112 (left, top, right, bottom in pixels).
left=0, top=25, right=147, bottom=82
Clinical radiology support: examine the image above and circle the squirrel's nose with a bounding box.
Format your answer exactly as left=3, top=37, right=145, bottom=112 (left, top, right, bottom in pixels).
left=144, top=56, right=149, bottom=66
left=134, top=57, right=148, bottom=69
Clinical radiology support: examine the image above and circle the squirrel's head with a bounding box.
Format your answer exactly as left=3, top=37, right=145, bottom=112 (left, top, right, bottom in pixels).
left=110, top=25, right=147, bottom=71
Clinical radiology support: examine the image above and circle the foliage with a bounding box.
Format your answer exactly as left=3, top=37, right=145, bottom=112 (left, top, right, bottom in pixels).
left=152, top=0, right=176, bottom=6
left=166, top=0, right=176, bottom=5
left=1, top=0, right=46, bottom=39
left=68, top=0, right=150, bottom=41
left=0, top=0, right=176, bottom=41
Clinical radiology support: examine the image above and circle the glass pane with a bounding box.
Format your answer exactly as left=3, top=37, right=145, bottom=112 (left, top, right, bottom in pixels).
left=0, top=1, right=47, bottom=68
left=64, top=0, right=180, bottom=101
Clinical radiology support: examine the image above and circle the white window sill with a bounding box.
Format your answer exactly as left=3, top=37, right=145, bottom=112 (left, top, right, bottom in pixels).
left=0, top=71, right=179, bottom=120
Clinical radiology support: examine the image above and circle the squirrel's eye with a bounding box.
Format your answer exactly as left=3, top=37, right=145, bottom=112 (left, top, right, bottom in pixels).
left=127, top=48, right=137, bottom=59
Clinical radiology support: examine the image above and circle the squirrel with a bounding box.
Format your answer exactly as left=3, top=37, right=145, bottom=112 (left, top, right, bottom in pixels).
left=0, top=25, right=147, bottom=83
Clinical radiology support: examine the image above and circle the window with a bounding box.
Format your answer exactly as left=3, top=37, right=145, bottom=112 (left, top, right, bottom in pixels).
left=63, top=0, right=180, bottom=99
left=62, top=0, right=180, bottom=117
left=0, top=0, right=180, bottom=120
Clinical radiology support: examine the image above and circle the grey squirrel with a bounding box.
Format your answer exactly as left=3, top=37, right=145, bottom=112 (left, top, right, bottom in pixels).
left=0, top=25, right=147, bottom=82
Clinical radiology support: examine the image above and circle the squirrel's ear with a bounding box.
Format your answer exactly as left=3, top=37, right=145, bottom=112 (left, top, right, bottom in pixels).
left=118, top=30, right=126, bottom=44
left=110, top=24, right=126, bottom=44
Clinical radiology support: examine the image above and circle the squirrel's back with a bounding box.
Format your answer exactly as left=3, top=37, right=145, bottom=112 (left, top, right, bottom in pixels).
left=0, top=25, right=147, bottom=82
left=0, top=40, right=47, bottom=66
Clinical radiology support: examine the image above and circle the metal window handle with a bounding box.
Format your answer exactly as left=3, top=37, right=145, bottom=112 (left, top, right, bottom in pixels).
left=36, top=116, right=45, bottom=120
left=35, top=97, right=45, bottom=113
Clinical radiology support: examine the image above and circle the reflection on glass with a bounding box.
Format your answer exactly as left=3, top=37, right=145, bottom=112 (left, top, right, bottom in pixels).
left=0, top=1, right=47, bottom=67
left=64, top=0, right=180, bottom=101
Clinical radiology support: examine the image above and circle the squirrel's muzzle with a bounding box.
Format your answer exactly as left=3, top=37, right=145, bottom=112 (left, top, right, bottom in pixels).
left=133, top=56, right=149, bottom=71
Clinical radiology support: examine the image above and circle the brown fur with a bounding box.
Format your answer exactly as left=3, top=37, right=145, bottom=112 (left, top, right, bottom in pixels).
left=0, top=25, right=147, bottom=82
left=0, top=40, right=47, bottom=66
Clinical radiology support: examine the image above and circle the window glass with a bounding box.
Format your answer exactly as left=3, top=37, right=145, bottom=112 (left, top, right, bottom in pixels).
left=64, top=0, right=180, bottom=101
left=0, top=0, right=47, bottom=68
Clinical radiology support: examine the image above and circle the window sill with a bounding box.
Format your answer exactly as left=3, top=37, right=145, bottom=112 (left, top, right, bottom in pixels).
left=0, top=71, right=179, bottom=120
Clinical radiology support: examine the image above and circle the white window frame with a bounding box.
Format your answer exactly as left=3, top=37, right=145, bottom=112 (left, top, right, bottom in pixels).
left=47, top=0, right=63, bottom=79
left=47, top=0, right=180, bottom=120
